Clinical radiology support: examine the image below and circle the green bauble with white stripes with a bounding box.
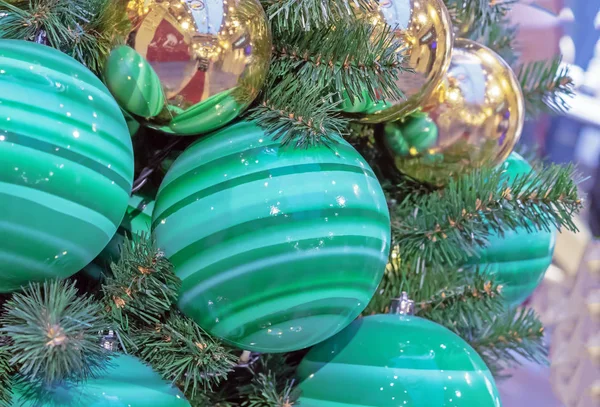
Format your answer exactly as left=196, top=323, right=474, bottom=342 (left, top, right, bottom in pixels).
left=103, top=46, right=165, bottom=119
left=0, top=40, right=134, bottom=292
left=153, top=121, right=391, bottom=353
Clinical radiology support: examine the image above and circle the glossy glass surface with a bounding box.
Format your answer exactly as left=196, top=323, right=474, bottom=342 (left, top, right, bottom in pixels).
left=153, top=121, right=391, bottom=353
left=11, top=355, right=190, bottom=406
left=343, top=0, right=453, bottom=123
left=389, top=39, right=525, bottom=186
left=0, top=40, right=134, bottom=293
left=297, top=315, right=502, bottom=407
left=104, top=0, right=271, bottom=136
left=467, top=153, right=555, bottom=307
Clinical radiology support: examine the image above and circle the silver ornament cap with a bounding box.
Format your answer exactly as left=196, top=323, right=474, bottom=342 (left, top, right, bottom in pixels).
left=389, top=292, right=415, bottom=315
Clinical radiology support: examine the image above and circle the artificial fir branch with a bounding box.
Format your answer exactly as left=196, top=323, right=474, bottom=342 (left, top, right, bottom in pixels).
left=248, top=75, right=349, bottom=146
left=102, top=236, right=181, bottom=327
left=462, top=308, right=547, bottom=377
left=0, top=0, right=129, bottom=73
left=478, top=18, right=519, bottom=66
left=391, top=163, right=583, bottom=268
left=0, top=280, right=110, bottom=390
left=518, top=57, right=575, bottom=117
left=134, top=313, right=237, bottom=399
left=270, top=19, right=408, bottom=103
left=0, top=344, right=12, bottom=407
left=261, top=0, right=376, bottom=30
left=239, top=355, right=299, bottom=407
left=445, top=0, right=515, bottom=39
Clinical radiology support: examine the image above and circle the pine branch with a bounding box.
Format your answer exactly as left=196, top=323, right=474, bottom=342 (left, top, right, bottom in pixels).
left=445, top=0, right=515, bottom=38
left=0, top=343, right=12, bottom=407
left=271, top=19, right=407, bottom=103
left=247, top=76, right=349, bottom=147
left=240, top=355, right=299, bottom=407
left=102, top=235, right=181, bottom=327
left=478, top=18, right=519, bottom=66
left=261, top=0, right=377, bottom=30
left=0, top=0, right=129, bottom=73
left=518, top=57, right=575, bottom=117
left=462, top=307, right=547, bottom=377
left=0, top=280, right=110, bottom=390
left=134, top=313, right=237, bottom=399
left=391, top=163, right=583, bottom=268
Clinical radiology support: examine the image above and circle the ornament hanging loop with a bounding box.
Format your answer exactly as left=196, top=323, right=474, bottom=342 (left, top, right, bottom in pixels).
left=389, top=292, right=415, bottom=315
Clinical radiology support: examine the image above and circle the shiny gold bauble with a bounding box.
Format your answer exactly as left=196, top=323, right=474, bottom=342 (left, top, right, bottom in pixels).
left=387, top=38, right=525, bottom=186
left=343, top=0, right=453, bottom=123
left=104, top=0, right=271, bottom=136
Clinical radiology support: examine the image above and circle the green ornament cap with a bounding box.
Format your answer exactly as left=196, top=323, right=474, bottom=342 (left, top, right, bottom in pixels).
left=384, top=112, right=439, bottom=157
left=11, top=354, right=190, bottom=406
left=297, top=315, right=502, bottom=407
left=103, top=46, right=165, bottom=119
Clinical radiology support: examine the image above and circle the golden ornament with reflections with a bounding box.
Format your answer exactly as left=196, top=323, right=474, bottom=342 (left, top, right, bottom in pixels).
left=104, top=0, right=271, bottom=136
left=386, top=39, right=525, bottom=186
left=343, top=0, right=453, bottom=123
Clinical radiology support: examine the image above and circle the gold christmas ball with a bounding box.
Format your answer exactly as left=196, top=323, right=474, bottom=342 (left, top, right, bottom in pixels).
left=386, top=39, right=525, bottom=186
left=343, top=0, right=454, bottom=123
left=104, top=0, right=271, bottom=135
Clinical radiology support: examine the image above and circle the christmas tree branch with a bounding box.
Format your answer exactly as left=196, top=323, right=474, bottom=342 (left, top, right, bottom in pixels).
left=445, top=0, right=515, bottom=38
left=0, top=343, right=12, bottom=407
left=271, top=19, right=408, bottom=103
left=102, top=236, right=180, bottom=327
left=462, top=307, right=547, bottom=377
left=478, top=18, right=519, bottom=66
left=390, top=163, right=583, bottom=268
left=239, top=354, right=300, bottom=407
left=261, top=0, right=377, bottom=30
left=518, top=57, right=575, bottom=117
left=134, top=313, right=237, bottom=400
left=0, top=280, right=110, bottom=392
left=0, top=0, right=129, bottom=73
left=248, top=75, right=349, bottom=146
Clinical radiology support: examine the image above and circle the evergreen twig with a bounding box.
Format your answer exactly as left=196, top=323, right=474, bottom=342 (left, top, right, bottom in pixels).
left=0, top=343, right=12, bottom=407
left=518, top=57, right=575, bottom=117
left=102, top=235, right=181, bottom=327
left=0, top=0, right=129, bottom=73
left=135, top=313, right=237, bottom=399
left=0, top=280, right=110, bottom=390
left=240, top=354, right=299, bottom=407
left=445, top=0, right=515, bottom=38
left=261, top=0, right=376, bottom=29
left=271, top=19, right=408, bottom=103
left=391, top=163, right=583, bottom=268
left=463, top=308, right=547, bottom=377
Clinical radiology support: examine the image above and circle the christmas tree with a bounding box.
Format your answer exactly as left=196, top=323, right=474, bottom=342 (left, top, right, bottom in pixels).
left=0, top=0, right=583, bottom=405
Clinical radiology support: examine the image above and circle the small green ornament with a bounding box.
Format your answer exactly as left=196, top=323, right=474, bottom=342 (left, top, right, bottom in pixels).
left=153, top=120, right=391, bottom=353
left=0, top=40, right=134, bottom=292
left=103, top=46, right=165, bottom=119
left=11, top=354, right=190, bottom=407
left=466, top=153, right=556, bottom=307
left=297, top=314, right=502, bottom=407
left=384, top=113, right=439, bottom=157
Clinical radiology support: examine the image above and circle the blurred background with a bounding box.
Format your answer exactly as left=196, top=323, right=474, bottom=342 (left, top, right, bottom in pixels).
left=499, top=0, right=600, bottom=406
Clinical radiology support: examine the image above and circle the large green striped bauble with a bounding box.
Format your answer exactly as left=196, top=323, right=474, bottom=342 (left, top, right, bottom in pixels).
left=11, top=354, right=190, bottom=407
left=153, top=121, right=391, bottom=353
left=297, top=315, right=502, bottom=407
left=0, top=40, right=134, bottom=292
left=466, top=153, right=555, bottom=307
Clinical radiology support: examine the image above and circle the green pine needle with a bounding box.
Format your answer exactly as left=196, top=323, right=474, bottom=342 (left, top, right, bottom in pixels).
left=463, top=307, right=547, bottom=377
left=102, top=235, right=181, bottom=327
left=0, top=0, right=129, bottom=73
left=518, top=57, right=575, bottom=117
left=135, top=313, right=237, bottom=398
left=0, top=343, right=12, bottom=407
left=262, top=0, right=377, bottom=30
left=390, top=162, right=583, bottom=269
left=0, top=280, right=110, bottom=390
left=446, top=0, right=515, bottom=38
left=271, top=19, right=408, bottom=103
left=239, top=355, right=299, bottom=407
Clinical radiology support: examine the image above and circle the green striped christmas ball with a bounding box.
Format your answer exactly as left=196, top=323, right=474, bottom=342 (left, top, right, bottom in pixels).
left=0, top=40, right=134, bottom=292
left=466, top=153, right=555, bottom=307
left=297, top=315, right=502, bottom=407
left=11, top=354, right=190, bottom=406
left=153, top=121, right=391, bottom=353
left=103, top=46, right=165, bottom=119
